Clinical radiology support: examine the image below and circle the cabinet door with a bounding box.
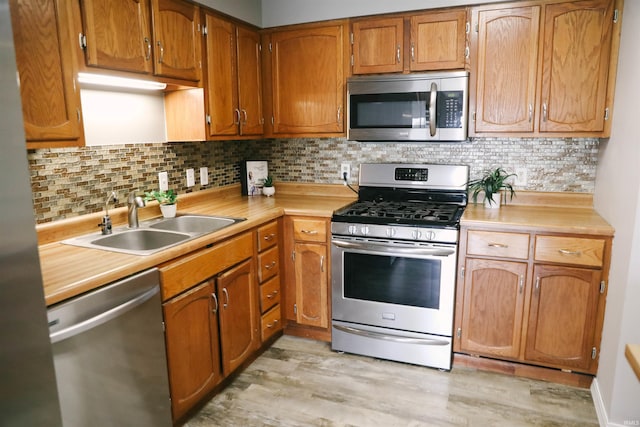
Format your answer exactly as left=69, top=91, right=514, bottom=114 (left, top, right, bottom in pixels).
left=217, top=259, right=259, bottom=376
left=270, top=24, right=345, bottom=135
left=410, top=9, right=466, bottom=71
left=10, top=0, right=83, bottom=146
left=203, top=13, right=238, bottom=137
left=163, top=281, right=221, bottom=421
left=351, top=17, right=404, bottom=74
left=539, top=0, right=613, bottom=133
left=472, top=5, right=540, bottom=133
left=294, top=242, right=328, bottom=328
left=151, top=0, right=201, bottom=81
left=237, top=26, right=264, bottom=136
left=459, top=258, right=527, bottom=359
left=80, top=0, right=153, bottom=74
left=525, top=265, right=601, bottom=372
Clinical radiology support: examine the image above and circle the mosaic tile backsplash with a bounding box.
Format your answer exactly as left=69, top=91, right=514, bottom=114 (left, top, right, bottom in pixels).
left=28, top=137, right=599, bottom=223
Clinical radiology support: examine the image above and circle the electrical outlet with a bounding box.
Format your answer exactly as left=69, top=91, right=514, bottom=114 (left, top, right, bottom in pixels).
left=158, top=171, right=168, bottom=192
left=200, top=167, right=209, bottom=186
left=186, top=168, right=195, bottom=187
left=340, top=163, right=351, bottom=182
left=515, top=168, right=528, bottom=186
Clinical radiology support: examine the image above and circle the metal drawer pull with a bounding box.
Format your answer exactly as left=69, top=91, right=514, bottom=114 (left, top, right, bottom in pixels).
left=397, top=45, right=401, bottom=63
left=264, top=261, right=276, bottom=270
left=519, top=275, right=524, bottom=294
left=558, top=249, right=581, bottom=255
left=266, top=290, right=279, bottom=299
left=264, top=233, right=275, bottom=241
left=144, top=37, right=151, bottom=60
left=334, top=324, right=449, bottom=346
left=157, top=41, right=164, bottom=63
left=320, top=255, right=324, bottom=272
left=222, top=288, right=229, bottom=309
left=488, top=242, right=508, bottom=248
left=301, top=229, right=318, bottom=235
left=266, top=319, right=279, bottom=329
left=211, top=293, right=218, bottom=314
left=535, top=277, right=540, bottom=293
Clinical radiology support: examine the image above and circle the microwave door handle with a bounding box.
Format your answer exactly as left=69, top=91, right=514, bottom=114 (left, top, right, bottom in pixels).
left=429, top=82, right=437, bottom=137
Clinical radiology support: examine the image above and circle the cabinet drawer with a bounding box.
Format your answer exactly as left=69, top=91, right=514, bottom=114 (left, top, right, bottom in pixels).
left=467, top=230, right=530, bottom=260
left=257, top=221, right=279, bottom=252
left=261, top=305, right=282, bottom=342
left=159, top=232, right=253, bottom=300
left=292, top=218, right=327, bottom=242
left=534, top=236, right=604, bottom=267
left=257, top=246, right=279, bottom=283
left=259, top=276, right=280, bottom=313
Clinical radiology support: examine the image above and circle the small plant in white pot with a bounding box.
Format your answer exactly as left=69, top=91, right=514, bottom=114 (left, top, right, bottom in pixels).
left=468, top=167, right=516, bottom=209
left=144, top=189, right=178, bottom=218
left=262, top=175, right=275, bottom=197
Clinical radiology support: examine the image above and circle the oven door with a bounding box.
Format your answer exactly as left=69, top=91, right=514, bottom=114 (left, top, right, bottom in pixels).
left=331, top=236, right=457, bottom=337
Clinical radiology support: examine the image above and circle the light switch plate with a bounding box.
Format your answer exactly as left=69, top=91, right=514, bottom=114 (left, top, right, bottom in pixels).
left=200, top=167, right=209, bottom=186
left=158, top=171, right=168, bottom=191
left=186, top=168, right=195, bottom=187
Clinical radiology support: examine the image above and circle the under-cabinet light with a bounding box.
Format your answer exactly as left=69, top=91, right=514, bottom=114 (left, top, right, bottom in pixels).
left=77, top=73, right=167, bottom=91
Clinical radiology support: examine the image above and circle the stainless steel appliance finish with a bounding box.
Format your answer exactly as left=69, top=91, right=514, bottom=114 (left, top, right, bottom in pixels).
left=48, top=268, right=172, bottom=426
left=347, top=71, right=469, bottom=142
left=0, top=4, right=63, bottom=425
left=331, top=163, right=469, bottom=370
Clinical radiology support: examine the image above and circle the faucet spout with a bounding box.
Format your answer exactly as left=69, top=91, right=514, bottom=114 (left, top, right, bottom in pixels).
left=99, top=191, right=118, bottom=235
left=127, top=190, right=146, bottom=228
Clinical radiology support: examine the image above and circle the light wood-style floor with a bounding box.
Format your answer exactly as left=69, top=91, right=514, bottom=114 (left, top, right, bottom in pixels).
left=185, top=335, right=599, bottom=427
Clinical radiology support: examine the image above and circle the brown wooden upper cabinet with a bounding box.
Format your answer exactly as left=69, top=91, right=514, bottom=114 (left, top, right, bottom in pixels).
left=469, top=0, right=622, bottom=137
left=10, top=0, right=85, bottom=148
left=203, top=13, right=263, bottom=138
left=351, top=8, right=467, bottom=74
left=262, top=21, right=348, bottom=137
left=75, top=0, right=202, bottom=83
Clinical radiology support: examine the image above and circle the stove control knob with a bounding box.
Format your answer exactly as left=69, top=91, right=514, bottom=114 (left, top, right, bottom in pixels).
left=348, top=225, right=357, bottom=235
left=360, top=226, right=370, bottom=236
left=412, top=230, right=422, bottom=240
left=386, top=228, right=396, bottom=238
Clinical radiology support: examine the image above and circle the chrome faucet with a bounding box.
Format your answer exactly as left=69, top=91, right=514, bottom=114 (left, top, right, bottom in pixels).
left=99, top=191, right=118, bottom=235
left=127, top=190, right=146, bottom=228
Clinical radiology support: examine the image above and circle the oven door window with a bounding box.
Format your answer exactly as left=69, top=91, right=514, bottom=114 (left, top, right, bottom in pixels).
left=343, top=252, right=441, bottom=309
left=350, top=92, right=430, bottom=129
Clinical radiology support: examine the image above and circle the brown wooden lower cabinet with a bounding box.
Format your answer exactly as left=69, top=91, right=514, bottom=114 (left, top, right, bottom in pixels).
left=455, top=227, right=611, bottom=376
left=163, top=281, right=221, bottom=421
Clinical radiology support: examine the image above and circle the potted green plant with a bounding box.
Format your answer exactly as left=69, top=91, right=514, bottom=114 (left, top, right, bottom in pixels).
left=144, top=189, right=178, bottom=217
left=262, top=175, right=275, bottom=197
left=468, top=167, right=516, bottom=208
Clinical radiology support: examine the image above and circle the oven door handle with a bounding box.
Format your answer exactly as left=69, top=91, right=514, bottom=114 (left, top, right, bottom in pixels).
left=332, top=239, right=455, bottom=257
left=333, top=324, right=449, bottom=346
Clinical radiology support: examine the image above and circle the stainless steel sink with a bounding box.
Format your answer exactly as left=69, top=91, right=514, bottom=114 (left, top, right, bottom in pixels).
left=91, top=229, right=190, bottom=252
left=61, top=214, right=245, bottom=256
left=149, top=215, right=242, bottom=234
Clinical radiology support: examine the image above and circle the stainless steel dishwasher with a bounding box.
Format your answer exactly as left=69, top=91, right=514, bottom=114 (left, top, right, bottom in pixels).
left=48, top=268, right=172, bottom=426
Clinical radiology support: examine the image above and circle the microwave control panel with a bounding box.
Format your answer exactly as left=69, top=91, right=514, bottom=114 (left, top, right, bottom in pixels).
left=436, top=91, right=464, bottom=128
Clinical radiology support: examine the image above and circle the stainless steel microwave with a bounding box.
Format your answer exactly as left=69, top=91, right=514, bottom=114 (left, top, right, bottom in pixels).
left=347, top=71, right=469, bottom=142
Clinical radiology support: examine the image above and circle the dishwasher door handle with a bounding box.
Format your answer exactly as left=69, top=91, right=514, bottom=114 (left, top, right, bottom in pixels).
left=49, top=285, right=159, bottom=344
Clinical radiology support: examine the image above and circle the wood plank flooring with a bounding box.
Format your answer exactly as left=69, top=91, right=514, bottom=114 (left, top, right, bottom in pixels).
left=185, top=335, right=598, bottom=427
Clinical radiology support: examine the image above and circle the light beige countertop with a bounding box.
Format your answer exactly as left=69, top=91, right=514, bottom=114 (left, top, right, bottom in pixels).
left=38, top=186, right=613, bottom=306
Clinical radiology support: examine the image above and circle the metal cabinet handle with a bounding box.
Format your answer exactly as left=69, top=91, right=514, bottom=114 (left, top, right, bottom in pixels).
left=157, top=41, right=164, bottom=63
left=301, top=229, right=318, bottom=235
left=464, top=44, right=469, bottom=59
left=264, top=233, right=275, bottom=241
left=519, top=275, right=524, bottom=294
left=264, top=261, right=276, bottom=270
left=337, top=106, right=341, bottom=123
left=488, top=242, right=508, bottom=248
left=528, top=104, right=533, bottom=122
left=397, top=45, right=401, bottom=63
left=320, top=255, right=324, bottom=272
left=266, top=290, right=279, bottom=299
left=266, top=319, right=279, bottom=329
left=211, top=292, right=218, bottom=314
left=429, top=82, right=437, bottom=137
left=558, top=248, right=581, bottom=256
left=411, top=42, right=415, bottom=62
left=535, top=277, right=540, bottom=293
left=222, top=288, right=229, bottom=309
left=144, top=37, right=151, bottom=60
left=234, top=109, right=241, bottom=125
left=241, top=109, right=248, bottom=125
left=542, top=103, right=547, bottom=122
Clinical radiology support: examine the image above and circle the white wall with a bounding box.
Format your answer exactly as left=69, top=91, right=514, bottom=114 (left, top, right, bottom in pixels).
left=197, top=0, right=261, bottom=26
left=261, top=0, right=503, bottom=28
left=593, top=1, right=640, bottom=425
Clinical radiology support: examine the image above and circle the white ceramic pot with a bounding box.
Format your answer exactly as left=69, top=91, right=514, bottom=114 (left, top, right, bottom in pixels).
left=483, top=192, right=502, bottom=209
left=160, top=203, right=177, bottom=218
left=262, top=186, right=275, bottom=197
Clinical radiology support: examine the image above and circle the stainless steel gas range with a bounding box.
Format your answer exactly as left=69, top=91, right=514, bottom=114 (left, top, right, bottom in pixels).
left=331, top=163, right=469, bottom=370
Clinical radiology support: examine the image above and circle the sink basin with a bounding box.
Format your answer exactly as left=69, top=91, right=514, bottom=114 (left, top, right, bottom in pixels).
left=91, top=229, right=190, bottom=252
left=149, top=215, right=241, bottom=234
